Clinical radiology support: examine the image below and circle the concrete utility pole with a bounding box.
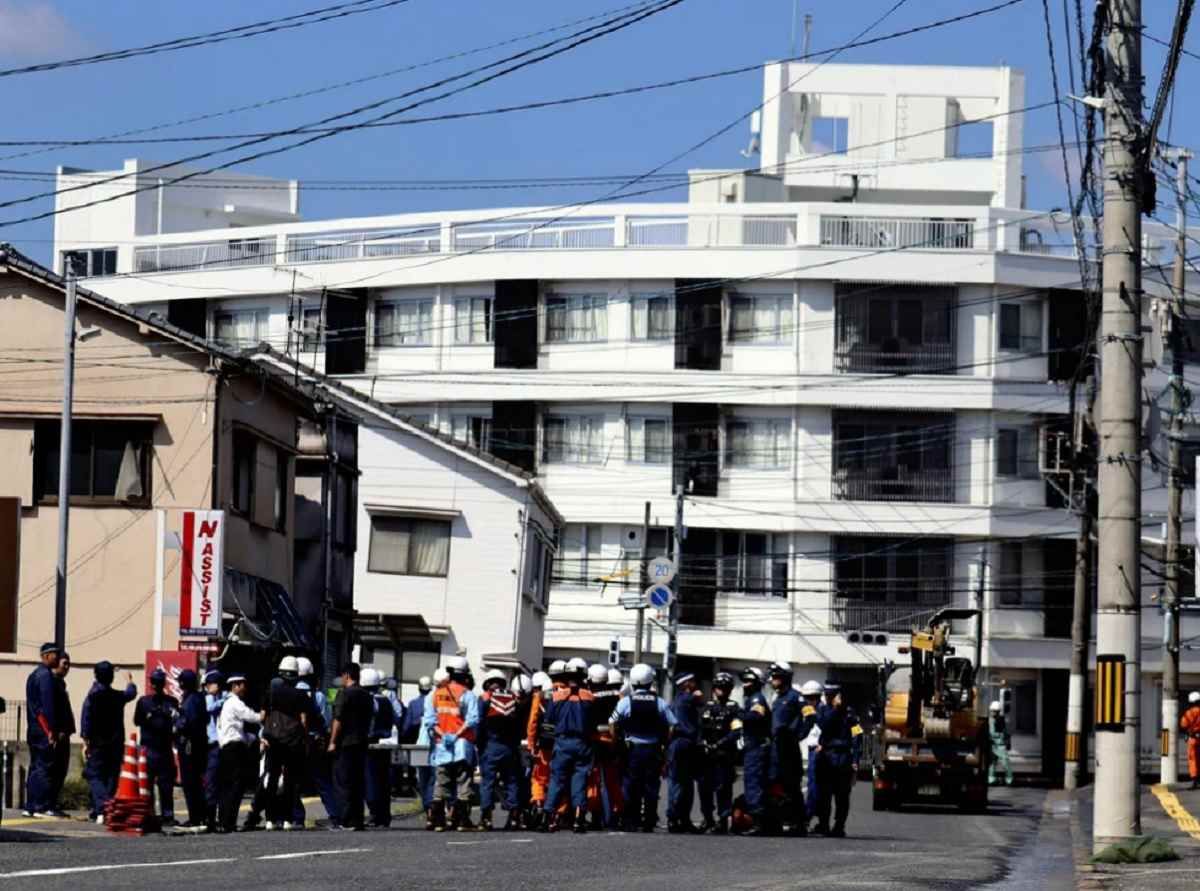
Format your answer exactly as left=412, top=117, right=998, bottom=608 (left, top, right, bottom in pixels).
left=54, top=260, right=79, bottom=649
left=635, top=500, right=650, bottom=664
left=1065, top=489, right=1094, bottom=790
left=1093, top=0, right=1144, bottom=850
left=665, top=486, right=684, bottom=696
left=1161, top=148, right=1191, bottom=786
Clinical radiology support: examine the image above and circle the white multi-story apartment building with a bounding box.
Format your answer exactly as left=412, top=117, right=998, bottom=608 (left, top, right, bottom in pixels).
left=50, top=62, right=1200, bottom=778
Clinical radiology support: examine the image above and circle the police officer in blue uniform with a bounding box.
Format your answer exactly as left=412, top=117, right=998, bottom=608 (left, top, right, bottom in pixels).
left=134, top=669, right=180, bottom=825
left=363, top=668, right=395, bottom=828
left=814, top=681, right=861, bottom=837
left=23, top=643, right=61, bottom=817
left=611, top=662, right=676, bottom=833
left=767, top=661, right=805, bottom=836
left=80, top=661, right=137, bottom=822
left=175, top=669, right=209, bottom=828
left=697, top=671, right=739, bottom=834
left=202, top=670, right=226, bottom=831
left=738, top=667, right=771, bottom=836
left=667, top=671, right=704, bottom=833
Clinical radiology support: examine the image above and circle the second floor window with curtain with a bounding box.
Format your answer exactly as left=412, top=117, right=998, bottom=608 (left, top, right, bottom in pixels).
left=454, top=296, right=493, bottom=344
left=545, top=294, right=608, bottom=343
left=729, top=294, right=792, bottom=343
left=375, top=299, right=433, bottom=347
left=630, top=294, right=673, bottom=340
left=725, top=417, right=791, bottom=468
left=999, top=301, right=1043, bottom=352
left=214, top=308, right=270, bottom=348
left=543, top=415, right=605, bottom=464
left=627, top=416, right=671, bottom=464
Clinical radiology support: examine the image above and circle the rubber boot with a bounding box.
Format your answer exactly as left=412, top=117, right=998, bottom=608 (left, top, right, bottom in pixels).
left=698, top=817, right=716, bottom=834
left=503, top=810, right=520, bottom=831
left=454, top=802, right=475, bottom=832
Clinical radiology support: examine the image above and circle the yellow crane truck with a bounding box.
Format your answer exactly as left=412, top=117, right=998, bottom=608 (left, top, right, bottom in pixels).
left=871, top=607, right=989, bottom=812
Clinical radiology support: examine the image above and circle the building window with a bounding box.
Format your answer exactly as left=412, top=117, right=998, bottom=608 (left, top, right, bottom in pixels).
left=717, top=531, right=788, bottom=597
left=453, top=297, right=493, bottom=344
left=832, top=536, right=953, bottom=630
left=214, top=308, right=270, bottom=348
left=998, top=301, right=1042, bottom=352
left=451, top=416, right=492, bottom=452
left=627, top=417, right=670, bottom=464
left=273, top=448, right=289, bottom=531
left=299, top=306, right=323, bottom=354
left=367, top=515, right=452, bottom=576
left=525, top=532, right=554, bottom=607
left=729, top=294, right=792, bottom=344
left=545, top=294, right=608, bottom=343
left=996, top=427, right=1040, bottom=479
left=34, top=420, right=152, bottom=505
left=725, top=417, right=790, bottom=468
left=61, top=248, right=117, bottom=278
left=375, top=299, right=433, bottom=347
left=554, top=523, right=603, bottom=586
left=231, top=430, right=256, bottom=516
left=542, top=415, right=605, bottom=464
left=1007, top=680, right=1038, bottom=735
left=811, top=116, right=849, bottom=154
left=997, top=541, right=1023, bottom=606
left=630, top=294, right=673, bottom=341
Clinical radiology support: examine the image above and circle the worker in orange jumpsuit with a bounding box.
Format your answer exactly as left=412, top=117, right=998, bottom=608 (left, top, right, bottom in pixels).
left=1182, top=691, right=1200, bottom=789
left=586, top=665, right=625, bottom=828
left=526, top=662, right=569, bottom=828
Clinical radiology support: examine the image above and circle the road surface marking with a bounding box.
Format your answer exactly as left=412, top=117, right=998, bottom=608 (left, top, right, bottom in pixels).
left=0, top=858, right=234, bottom=879
left=1150, top=784, right=1200, bottom=840
left=447, top=840, right=481, bottom=846
left=257, top=848, right=371, bottom=860
left=509, top=838, right=533, bottom=843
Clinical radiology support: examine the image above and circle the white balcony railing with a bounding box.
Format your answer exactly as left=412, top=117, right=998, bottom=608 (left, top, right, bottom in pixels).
left=820, top=215, right=975, bottom=250
left=133, top=236, right=277, bottom=273
left=451, top=218, right=615, bottom=251
left=285, top=227, right=441, bottom=263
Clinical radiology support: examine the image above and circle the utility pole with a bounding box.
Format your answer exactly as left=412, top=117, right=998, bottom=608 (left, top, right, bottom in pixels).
left=1161, top=148, right=1191, bottom=786
left=665, top=486, right=684, bottom=696
left=54, top=260, right=79, bottom=649
left=635, top=500, right=650, bottom=664
left=1093, top=0, right=1144, bottom=851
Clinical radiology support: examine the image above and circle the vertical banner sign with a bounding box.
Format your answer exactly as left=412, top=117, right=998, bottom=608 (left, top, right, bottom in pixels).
left=179, top=509, right=225, bottom=637
left=1094, top=654, right=1126, bottom=732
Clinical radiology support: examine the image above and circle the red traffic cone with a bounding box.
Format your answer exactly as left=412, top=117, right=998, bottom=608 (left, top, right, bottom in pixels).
left=114, top=735, right=140, bottom=801
left=136, top=745, right=150, bottom=800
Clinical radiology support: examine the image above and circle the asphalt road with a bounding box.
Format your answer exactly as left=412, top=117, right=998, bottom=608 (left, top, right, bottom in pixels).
left=0, top=786, right=1074, bottom=891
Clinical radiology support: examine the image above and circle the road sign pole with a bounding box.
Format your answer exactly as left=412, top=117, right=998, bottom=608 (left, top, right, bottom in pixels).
left=635, top=500, right=650, bottom=664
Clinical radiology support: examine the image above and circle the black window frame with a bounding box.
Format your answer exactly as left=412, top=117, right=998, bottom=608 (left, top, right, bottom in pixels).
left=34, top=419, right=153, bottom=506
left=61, top=248, right=117, bottom=278
left=231, top=429, right=257, bottom=518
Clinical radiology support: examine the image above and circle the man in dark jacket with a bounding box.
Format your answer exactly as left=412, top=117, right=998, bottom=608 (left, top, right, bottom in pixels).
left=175, top=669, right=209, bottom=828
left=47, top=653, right=76, bottom=817
left=134, top=669, right=180, bottom=825
left=24, top=643, right=61, bottom=817
left=81, top=661, right=137, bottom=821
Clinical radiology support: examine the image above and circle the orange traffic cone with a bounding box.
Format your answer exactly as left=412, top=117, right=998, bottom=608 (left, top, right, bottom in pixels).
left=136, top=745, right=150, bottom=800
left=114, top=735, right=140, bottom=801
left=105, top=734, right=160, bottom=835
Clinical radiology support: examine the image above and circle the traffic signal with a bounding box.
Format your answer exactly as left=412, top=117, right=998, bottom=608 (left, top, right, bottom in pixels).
left=663, top=635, right=677, bottom=673
left=847, top=631, right=889, bottom=646
left=607, top=635, right=621, bottom=668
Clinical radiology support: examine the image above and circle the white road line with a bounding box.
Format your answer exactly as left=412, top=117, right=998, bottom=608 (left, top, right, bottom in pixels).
left=0, top=858, right=235, bottom=879
left=257, top=848, right=371, bottom=861
left=509, top=838, right=533, bottom=843
left=446, top=840, right=481, bottom=846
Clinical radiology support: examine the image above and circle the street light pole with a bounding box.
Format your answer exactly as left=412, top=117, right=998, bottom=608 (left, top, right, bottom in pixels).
left=54, top=260, right=78, bottom=649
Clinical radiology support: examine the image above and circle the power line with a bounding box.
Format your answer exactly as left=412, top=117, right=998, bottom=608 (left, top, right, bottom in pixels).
left=0, top=0, right=416, bottom=79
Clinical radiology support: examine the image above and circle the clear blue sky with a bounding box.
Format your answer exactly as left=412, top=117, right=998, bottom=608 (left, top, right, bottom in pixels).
left=0, top=0, right=1195, bottom=264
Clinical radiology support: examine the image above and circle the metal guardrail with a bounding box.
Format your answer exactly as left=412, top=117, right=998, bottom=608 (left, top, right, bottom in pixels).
left=451, top=218, right=615, bottom=251
left=134, top=237, right=277, bottom=273
left=830, top=601, right=948, bottom=633
left=285, top=228, right=441, bottom=263
left=820, top=215, right=975, bottom=250
left=832, top=466, right=956, bottom=503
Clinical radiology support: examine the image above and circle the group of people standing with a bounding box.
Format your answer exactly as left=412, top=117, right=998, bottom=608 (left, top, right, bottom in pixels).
left=410, top=655, right=863, bottom=837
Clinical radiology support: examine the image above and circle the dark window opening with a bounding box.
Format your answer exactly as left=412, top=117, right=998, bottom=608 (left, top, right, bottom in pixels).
left=34, top=420, right=153, bottom=505
left=832, top=536, right=953, bottom=631
left=835, top=283, right=956, bottom=373
left=833, top=411, right=955, bottom=503
left=61, top=248, right=117, bottom=278
left=232, top=429, right=256, bottom=517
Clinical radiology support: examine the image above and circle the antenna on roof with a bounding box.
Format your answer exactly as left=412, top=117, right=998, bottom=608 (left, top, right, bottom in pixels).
left=803, top=13, right=812, bottom=58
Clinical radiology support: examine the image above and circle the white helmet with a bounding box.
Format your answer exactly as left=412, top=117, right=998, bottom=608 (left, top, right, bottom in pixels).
left=607, top=668, right=624, bottom=686
left=800, top=680, right=823, bottom=697
left=417, top=675, right=433, bottom=692
left=548, top=659, right=568, bottom=676
left=295, top=656, right=315, bottom=677
left=989, top=700, right=1002, bottom=712
left=587, top=664, right=609, bottom=685
left=360, top=668, right=381, bottom=688
left=433, top=667, right=450, bottom=685
left=630, top=663, right=655, bottom=687
left=446, top=655, right=469, bottom=675
left=567, top=657, right=588, bottom=675
left=515, top=675, right=533, bottom=695
left=482, top=668, right=507, bottom=689
left=278, top=655, right=300, bottom=676
left=1189, top=691, right=1200, bottom=704
left=531, top=671, right=551, bottom=692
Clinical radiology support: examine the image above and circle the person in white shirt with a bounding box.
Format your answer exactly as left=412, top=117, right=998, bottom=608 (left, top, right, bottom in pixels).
left=216, top=675, right=263, bottom=833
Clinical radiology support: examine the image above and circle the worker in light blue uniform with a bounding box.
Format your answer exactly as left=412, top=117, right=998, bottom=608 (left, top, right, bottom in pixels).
left=203, top=670, right=227, bottom=831
left=798, top=679, right=826, bottom=831
left=543, top=657, right=595, bottom=833
left=814, top=681, right=862, bottom=838
left=611, top=662, right=676, bottom=833
left=363, top=669, right=396, bottom=828
left=667, top=671, right=704, bottom=834
left=422, top=657, right=481, bottom=831
left=80, top=661, right=137, bottom=822
left=296, top=657, right=340, bottom=828
left=767, top=661, right=805, bottom=836
left=23, top=643, right=61, bottom=817
left=738, top=667, right=771, bottom=836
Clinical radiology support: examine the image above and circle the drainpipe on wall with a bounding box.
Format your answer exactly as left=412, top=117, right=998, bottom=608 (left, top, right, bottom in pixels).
left=511, top=494, right=531, bottom=658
